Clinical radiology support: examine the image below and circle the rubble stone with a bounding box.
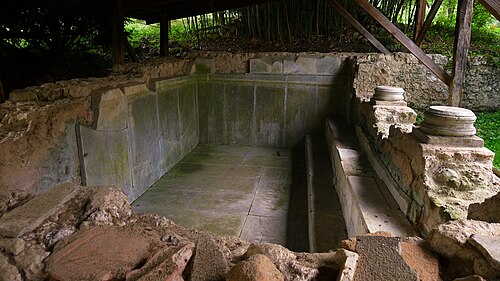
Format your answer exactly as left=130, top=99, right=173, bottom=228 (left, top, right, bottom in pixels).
left=353, top=236, right=417, bottom=281
left=0, top=238, right=26, bottom=255
left=126, top=243, right=194, bottom=281
left=0, top=252, right=22, bottom=281
left=0, top=182, right=80, bottom=238
left=468, top=234, right=500, bottom=271
left=468, top=192, right=500, bottom=223
left=46, top=225, right=163, bottom=281
left=190, top=234, right=229, bottom=281
left=226, top=254, right=284, bottom=281
left=14, top=244, right=50, bottom=281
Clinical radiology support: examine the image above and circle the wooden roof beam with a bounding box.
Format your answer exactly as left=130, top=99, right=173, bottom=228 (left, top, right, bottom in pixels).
left=327, top=0, right=390, bottom=55
left=478, top=0, right=500, bottom=21
left=415, top=0, right=444, bottom=46
left=352, top=0, right=452, bottom=86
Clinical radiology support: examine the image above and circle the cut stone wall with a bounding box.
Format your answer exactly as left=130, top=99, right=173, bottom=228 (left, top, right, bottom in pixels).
left=198, top=73, right=347, bottom=147
left=80, top=78, right=200, bottom=201
left=352, top=53, right=500, bottom=111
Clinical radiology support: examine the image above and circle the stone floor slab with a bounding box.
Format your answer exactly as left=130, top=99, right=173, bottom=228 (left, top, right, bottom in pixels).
left=240, top=215, right=287, bottom=245
left=132, top=145, right=293, bottom=244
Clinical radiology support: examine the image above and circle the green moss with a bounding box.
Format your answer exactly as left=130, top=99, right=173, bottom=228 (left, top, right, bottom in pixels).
left=195, top=63, right=212, bottom=74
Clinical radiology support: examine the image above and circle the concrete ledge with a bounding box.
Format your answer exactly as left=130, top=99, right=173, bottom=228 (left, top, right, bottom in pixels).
left=356, top=126, right=412, bottom=214
left=325, top=118, right=416, bottom=238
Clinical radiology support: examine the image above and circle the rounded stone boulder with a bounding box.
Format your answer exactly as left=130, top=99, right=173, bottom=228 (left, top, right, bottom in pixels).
left=226, top=254, right=284, bottom=281
left=372, top=86, right=405, bottom=101
left=420, top=106, right=476, bottom=137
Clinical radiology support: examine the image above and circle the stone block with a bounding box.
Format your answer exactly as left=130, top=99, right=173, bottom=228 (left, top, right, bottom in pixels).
left=128, top=93, right=163, bottom=200
left=354, top=236, right=418, bottom=281
left=93, top=88, right=127, bottom=131
left=191, top=234, right=229, bottom=281
left=226, top=254, right=284, bottom=281
left=179, top=79, right=198, bottom=155
left=157, top=85, right=182, bottom=173
left=255, top=85, right=285, bottom=147
left=413, top=129, right=485, bottom=147
left=250, top=58, right=272, bottom=73
left=9, top=89, right=37, bottom=102
left=0, top=253, right=21, bottom=281
left=78, top=125, right=133, bottom=199
left=196, top=81, right=211, bottom=144
left=190, top=57, right=215, bottom=74
left=272, top=61, right=283, bottom=73
left=316, top=56, right=342, bottom=75
left=224, top=82, right=254, bottom=145
left=46, top=226, right=163, bottom=281
left=207, top=81, right=226, bottom=144
left=468, top=192, right=500, bottom=223
left=0, top=182, right=80, bottom=237
left=335, top=249, right=359, bottom=281
left=284, top=85, right=317, bottom=147
left=468, top=234, right=500, bottom=271
left=121, top=82, right=150, bottom=97
left=295, top=57, right=318, bottom=74
left=283, top=60, right=299, bottom=74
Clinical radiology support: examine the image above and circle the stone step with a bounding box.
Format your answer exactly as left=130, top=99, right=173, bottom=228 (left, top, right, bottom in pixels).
left=305, top=134, right=348, bottom=252
left=324, top=117, right=416, bottom=238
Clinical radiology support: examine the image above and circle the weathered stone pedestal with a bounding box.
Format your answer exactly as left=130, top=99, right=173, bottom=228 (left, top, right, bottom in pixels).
left=366, top=86, right=416, bottom=138
left=356, top=89, right=499, bottom=237
left=414, top=106, right=498, bottom=234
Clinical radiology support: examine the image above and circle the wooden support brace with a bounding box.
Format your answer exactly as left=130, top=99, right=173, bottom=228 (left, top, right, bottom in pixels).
left=478, top=0, right=500, bottom=21
left=112, top=0, right=125, bottom=65
left=414, top=0, right=427, bottom=41
left=353, top=0, right=451, bottom=86
left=160, top=15, right=170, bottom=57
left=449, top=0, right=474, bottom=107
left=327, top=0, right=390, bottom=55
left=416, top=0, right=444, bottom=46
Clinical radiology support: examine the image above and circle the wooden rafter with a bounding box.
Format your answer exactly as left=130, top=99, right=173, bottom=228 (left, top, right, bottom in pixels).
left=327, top=0, right=390, bottom=55
left=414, top=0, right=427, bottom=41
left=449, top=0, right=475, bottom=106
left=352, top=0, right=452, bottom=86
left=478, top=0, right=500, bottom=21
left=415, top=0, right=444, bottom=46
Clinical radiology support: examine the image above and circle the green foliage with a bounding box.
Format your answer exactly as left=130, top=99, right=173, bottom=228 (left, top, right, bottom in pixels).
left=475, top=111, right=500, bottom=169
left=125, top=20, right=160, bottom=49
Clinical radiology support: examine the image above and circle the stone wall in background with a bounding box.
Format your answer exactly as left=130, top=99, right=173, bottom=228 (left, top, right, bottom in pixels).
left=352, top=53, right=500, bottom=112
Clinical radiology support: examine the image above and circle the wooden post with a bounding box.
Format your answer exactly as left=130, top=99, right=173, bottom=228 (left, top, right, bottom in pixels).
left=0, top=79, right=4, bottom=103
left=414, top=0, right=427, bottom=41
left=416, top=0, right=444, bottom=46
left=160, top=15, right=170, bottom=57
left=449, top=0, right=474, bottom=107
left=353, top=0, right=451, bottom=86
left=112, top=0, right=125, bottom=65
left=327, top=0, right=390, bottom=54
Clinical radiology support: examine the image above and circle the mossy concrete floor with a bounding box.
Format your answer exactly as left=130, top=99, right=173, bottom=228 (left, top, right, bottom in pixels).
left=132, top=144, right=308, bottom=250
